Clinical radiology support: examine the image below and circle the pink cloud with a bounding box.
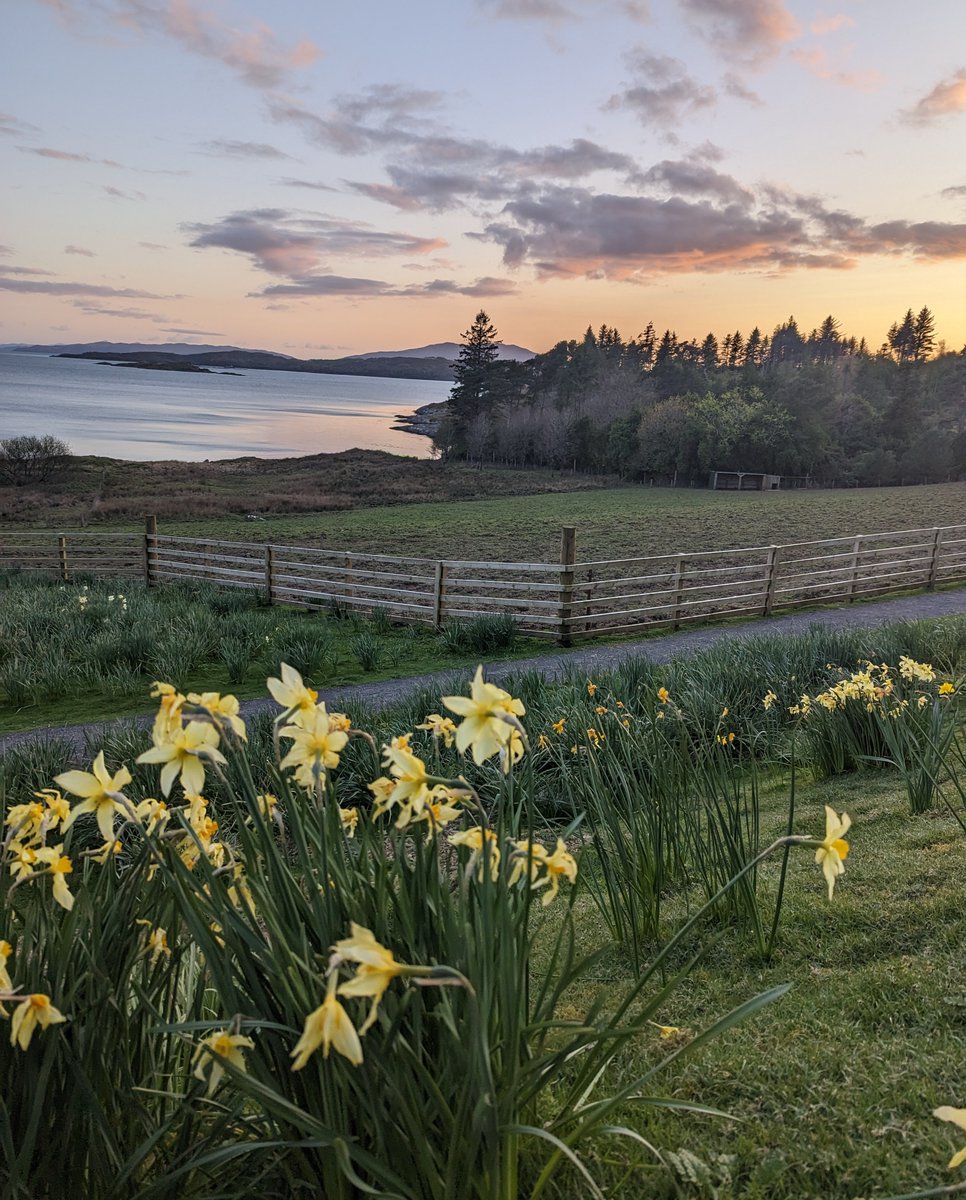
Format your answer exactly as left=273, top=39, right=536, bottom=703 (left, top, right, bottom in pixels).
left=790, top=45, right=881, bottom=89
left=903, top=69, right=966, bottom=125
left=810, top=13, right=855, bottom=35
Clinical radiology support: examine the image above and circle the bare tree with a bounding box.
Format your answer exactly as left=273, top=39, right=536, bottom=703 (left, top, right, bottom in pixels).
left=0, top=435, right=72, bottom=485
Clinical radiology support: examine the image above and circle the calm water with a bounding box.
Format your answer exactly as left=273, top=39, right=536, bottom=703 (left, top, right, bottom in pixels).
left=0, top=352, right=447, bottom=461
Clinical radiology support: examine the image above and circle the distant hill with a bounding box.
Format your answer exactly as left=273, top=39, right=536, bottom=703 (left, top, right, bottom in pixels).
left=0, top=341, right=293, bottom=358
left=58, top=349, right=457, bottom=382
left=353, top=341, right=535, bottom=362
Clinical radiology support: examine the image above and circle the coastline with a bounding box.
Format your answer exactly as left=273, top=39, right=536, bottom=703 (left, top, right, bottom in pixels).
left=392, top=399, right=447, bottom=439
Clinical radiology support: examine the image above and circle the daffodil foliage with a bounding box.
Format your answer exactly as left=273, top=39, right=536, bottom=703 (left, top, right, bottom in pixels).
left=0, top=664, right=865, bottom=1199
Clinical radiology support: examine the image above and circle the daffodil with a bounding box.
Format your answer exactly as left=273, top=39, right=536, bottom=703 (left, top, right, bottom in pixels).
left=380, top=744, right=434, bottom=826
left=4, top=802, right=44, bottom=846
left=762, top=690, right=778, bottom=709
left=367, top=775, right=396, bottom=818
left=187, top=691, right=247, bottom=740
left=442, top=666, right=526, bottom=766
left=334, top=923, right=409, bottom=1034
left=815, top=806, right=851, bottom=900
left=657, top=687, right=669, bottom=704
left=9, top=993, right=66, bottom=1050
left=267, top=662, right=318, bottom=714
left=412, top=795, right=463, bottom=839
left=339, top=807, right=359, bottom=838
left=136, top=920, right=171, bottom=965
left=7, top=842, right=37, bottom=880
left=934, top=1105, right=966, bottom=1169
left=279, top=705, right=349, bottom=788
left=534, top=838, right=578, bottom=905
left=35, top=789, right=71, bottom=836
left=939, top=682, right=956, bottom=696
left=137, top=721, right=226, bottom=797
left=57, top=751, right=133, bottom=842
left=450, top=826, right=501, bottom=882
left=134, top=797, right=170, bottom=835
left=192, top=1028, right=255, bottom=1097
left=416, top=713, right=457, bottom=747
left=150, top=682, right=186, bottom=744
left=551, top=718, right=566, bottom=735
left=34, top=846, right=74, bottom=911
left=507, top=839, right=549, bottom=887
left=0, top=941, right=12, bottom=1014
left=290, top=974, right=363, bottom=1069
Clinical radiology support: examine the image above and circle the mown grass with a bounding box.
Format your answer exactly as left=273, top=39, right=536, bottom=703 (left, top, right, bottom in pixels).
left=542, top=766, right=966, bottom=1199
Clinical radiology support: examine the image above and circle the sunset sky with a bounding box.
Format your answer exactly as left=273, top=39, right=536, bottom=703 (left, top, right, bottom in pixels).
left=4, top=0, right=966, bottom=356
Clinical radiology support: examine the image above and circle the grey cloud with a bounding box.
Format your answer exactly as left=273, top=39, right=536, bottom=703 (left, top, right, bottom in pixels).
left=723, top=71, right=763, bottom=104
left=163, top=328, right=225, bottom=336
left=677, top=0, right=800, bottom=68
left=199, top=139, right=294, bottom=160
left=0, top=266, right=57, bottom=276
left=257, top=275, right=394, bottom=297
left=184, top=210, right=447, bottom=276
left=267, top=86, right=443, bottom=157
left=476, top=0, right=649, bottom=20
left=280, top=178, right=338, bottom=192
left=399, top=276, right=520, bottom=297
left=0, top=246, right=11, bottom=255
left=941, top=184, right=966, bottom=199
left=641, top=159, right=754, bottom=206
left=65, top=245, right=95, bottom=256
left=73, top=303, right=169, bottom=320
left=0, top=279, right=173, bottom=297
left=607, top=51, right=716, bottom=124
left=20, top=146, right=94, bottom=162
left=476, top=178, right=966, bottom=280
left=901, top=69, right=966, bottom=126
left=103, top=185, right=146, bottom=200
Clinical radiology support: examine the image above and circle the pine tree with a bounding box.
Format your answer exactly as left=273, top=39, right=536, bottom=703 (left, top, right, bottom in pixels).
left=913, top=306, right=936, bottom=361
left=443, top=311, right=502, bottom=458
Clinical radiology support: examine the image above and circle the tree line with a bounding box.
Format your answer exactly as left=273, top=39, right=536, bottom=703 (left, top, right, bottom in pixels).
left=435, top=308, right=966, bottom=486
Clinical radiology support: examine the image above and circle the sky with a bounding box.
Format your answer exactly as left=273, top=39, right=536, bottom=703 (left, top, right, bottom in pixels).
left=4, top=0, right=966, bottom=357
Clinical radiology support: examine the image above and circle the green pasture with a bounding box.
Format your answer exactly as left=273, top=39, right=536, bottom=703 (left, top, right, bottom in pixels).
left=140, top=481, right=966, bottom=564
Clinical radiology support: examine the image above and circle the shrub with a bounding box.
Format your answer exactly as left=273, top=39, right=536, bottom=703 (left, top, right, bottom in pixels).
left=0, top=434, right=71, bottom=485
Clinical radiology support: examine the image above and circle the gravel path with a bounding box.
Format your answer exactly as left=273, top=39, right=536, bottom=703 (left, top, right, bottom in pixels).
left=3, top=586, right=965, bottom=758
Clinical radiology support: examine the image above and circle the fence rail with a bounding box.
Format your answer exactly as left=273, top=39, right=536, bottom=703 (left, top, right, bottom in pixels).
left=1, top=519, right=964, bottom=644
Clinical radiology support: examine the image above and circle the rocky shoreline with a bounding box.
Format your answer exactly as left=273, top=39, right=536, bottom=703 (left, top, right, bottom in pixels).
left=392, top=399, right=447, bottom=439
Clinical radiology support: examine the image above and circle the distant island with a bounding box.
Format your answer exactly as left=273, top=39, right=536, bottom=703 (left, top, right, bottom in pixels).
left=104, top=360, right=243, bottom=376
left=3, top=338, right=535, bottom=384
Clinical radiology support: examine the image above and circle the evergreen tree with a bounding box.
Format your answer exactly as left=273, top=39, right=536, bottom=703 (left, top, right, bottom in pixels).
left=440, top=310, right=502, bottom=457
left=913, top=306, right=936, bottom=361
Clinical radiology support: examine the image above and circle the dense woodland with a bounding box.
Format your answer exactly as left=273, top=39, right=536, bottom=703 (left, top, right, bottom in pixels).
left=434, top=309, right=966, bottom=485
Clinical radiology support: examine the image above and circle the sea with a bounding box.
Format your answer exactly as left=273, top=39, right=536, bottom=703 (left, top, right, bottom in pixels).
left=0, top=352, right=447, bottom=461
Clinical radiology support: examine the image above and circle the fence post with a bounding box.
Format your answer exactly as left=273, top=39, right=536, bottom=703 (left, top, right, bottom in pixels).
left=433, top=560, right=447, bottom=631
left=763, top=545, right=780, bottom=616
left=847, top=535, right=863, bottom=602
left=264, top=544, right=275, bottom=605
left=557, top=526, right=577, bottom=646
left=144, top=514, right=157, bottom=587
left=927, top=527, right=944, bottom=590
left=671, top=554, right=686, bottom=629
left=58, top=535, right=69, bottom=582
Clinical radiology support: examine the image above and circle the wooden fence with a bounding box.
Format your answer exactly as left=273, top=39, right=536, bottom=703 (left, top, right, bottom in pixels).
left=1, top=519, right=964, bottom=644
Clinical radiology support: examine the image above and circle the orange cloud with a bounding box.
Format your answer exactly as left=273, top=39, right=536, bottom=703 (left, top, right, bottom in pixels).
left=903, top=69, right=966, bottom=125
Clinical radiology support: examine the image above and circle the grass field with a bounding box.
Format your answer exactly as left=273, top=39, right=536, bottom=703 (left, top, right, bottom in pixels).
left=144, top=480, right=966, bottom=564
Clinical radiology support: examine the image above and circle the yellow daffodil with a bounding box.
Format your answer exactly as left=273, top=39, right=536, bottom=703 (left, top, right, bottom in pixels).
left=90, top=839, right=123, bottom=864
left=0, top=941, right=12, bottom=1013
left=934, top=1105, right=966, bottom=1169
left=34, top=846, right=74, bottom=911
left=4, top=802, right=44, bottom=846
left=279, top=705, right=349, bottom=788
left=192, top=1028, right=255, bottom=1097
left=339, top=807, right=359, bottom=838
left=137, top=720, right=226, bottom=797
left=187, top=691, right=247, bottom=740
left=507, top=839, right=549, bottom=888
left=333, top=923, right=411, bottom=1034
left=9, top=993, right=66, bottom=1050
left=537, top=733, right=550, bottom=749
left=450, top=826, right=501, bottom=882
left=899, top=655, right=935, bottom=683
left=416, top=713, right=457, bottom=747
left=551, top=718, right=566, bottom=735
left=367, top=776, right=396, bottom=818
left=534, top=838, right=578, bottom=905
left=586, top=681, right=597, bottom=696
left=939, top=682, right=956, bottom=696
left=441, top=667, right=526, bottom=767
left=133, top=797, right=169, bottom=835
left=7, top=843, right=37, bottom=881
left=136, top=921, right=171, bottom=965
left=380, top=744, right=434, bottom=826
left=57, top=751, right=133, bottom=842
left=150, top=681, right=186, bottom=744
left=762, top=690, right=778, bottom=709
left=657, top=686, right=669, bottom=704
left=35, top=789, right=71, bottom=835
left=647, top=1020, right=683, bottom=1039
left=267, top=662, right=318, bottom=713
left=290, top=974, right=363, bottom=1069
left=815, top=806, right=851, bottom=900
left=412, top=795, right=463, bottom=839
